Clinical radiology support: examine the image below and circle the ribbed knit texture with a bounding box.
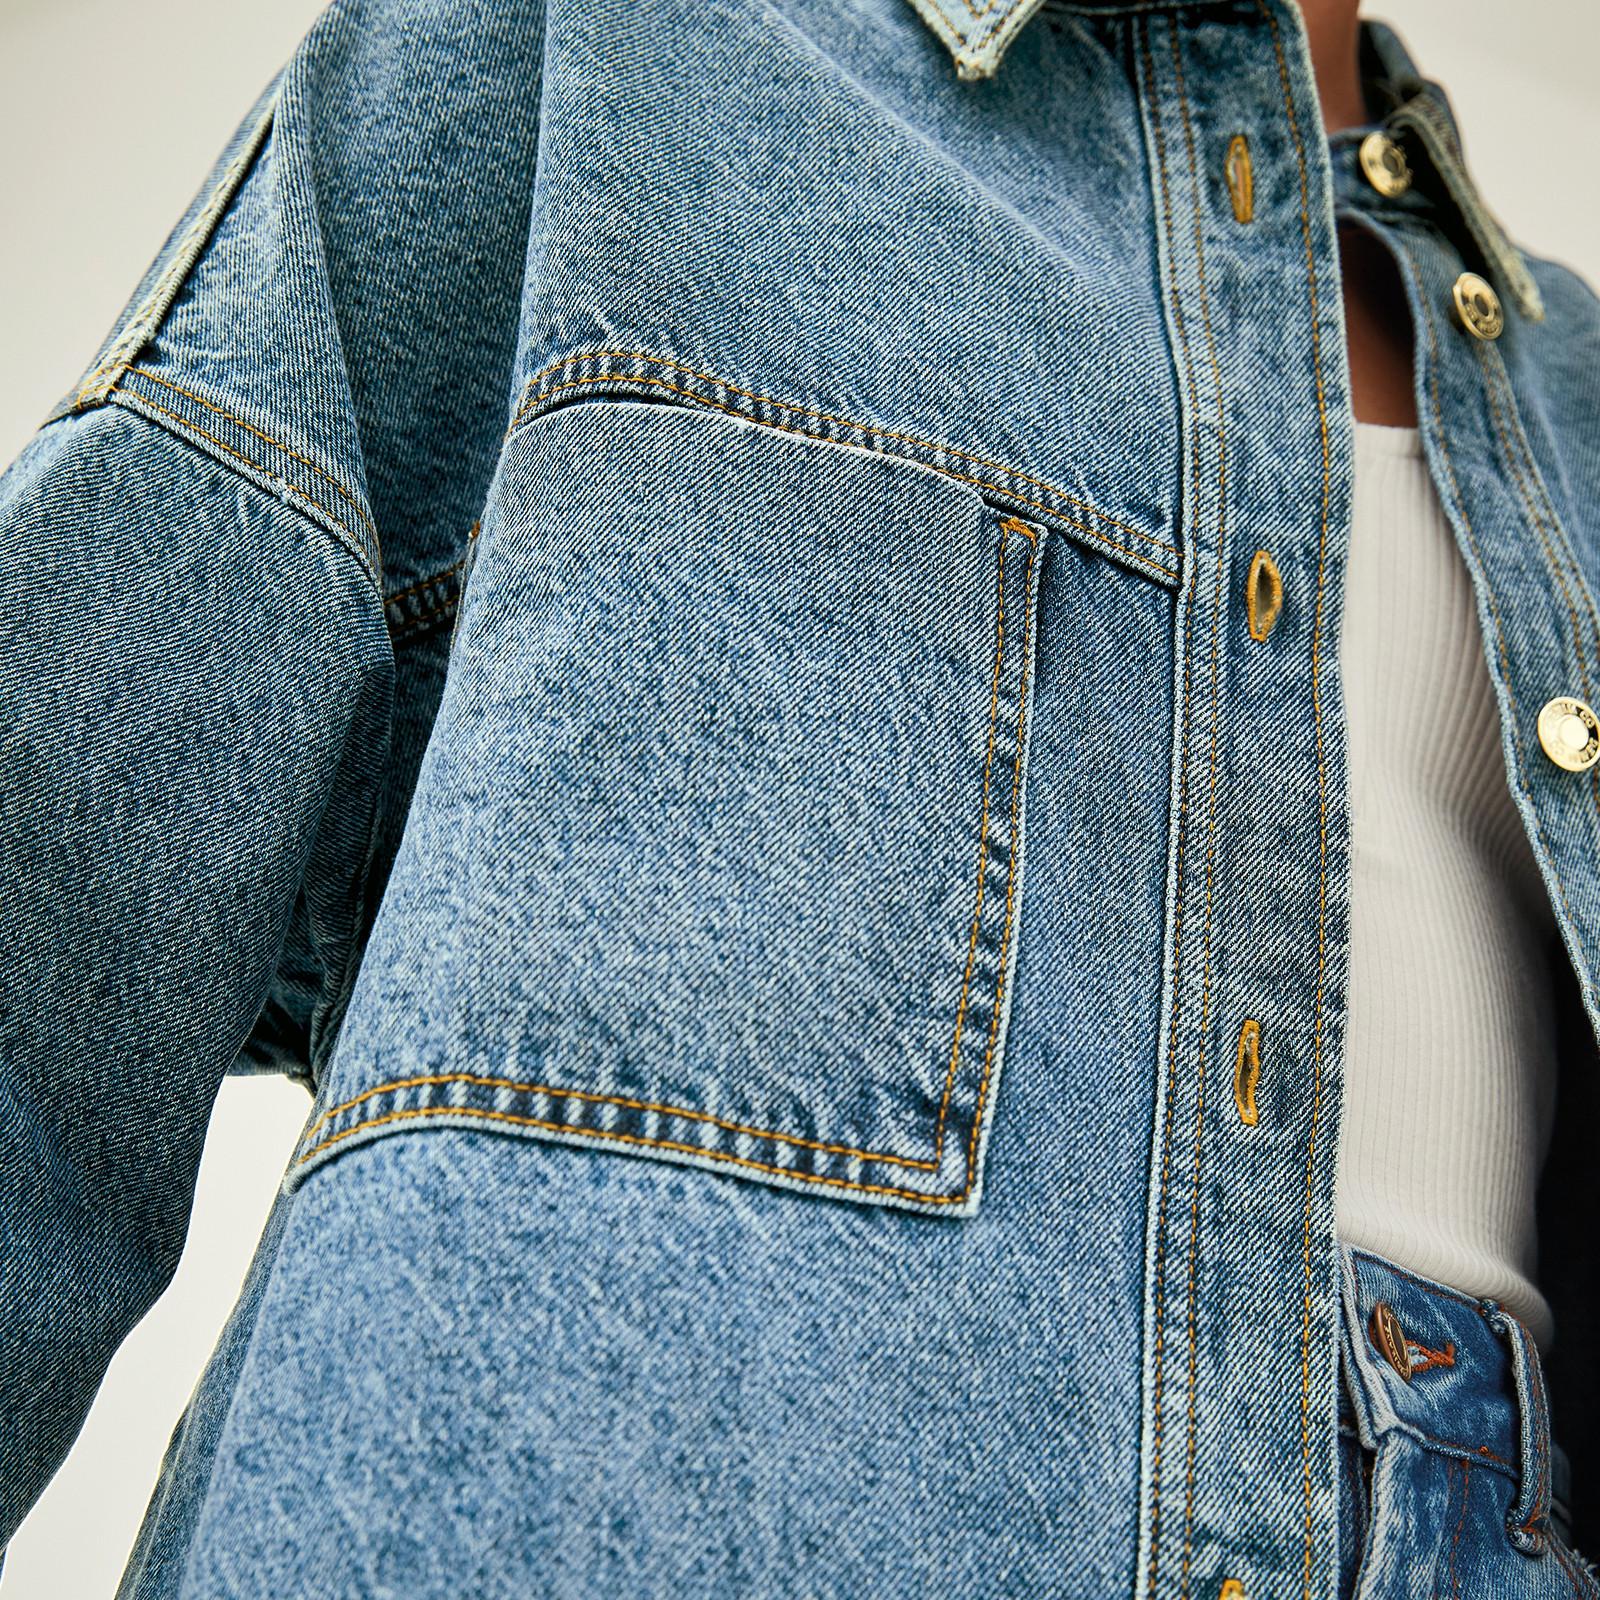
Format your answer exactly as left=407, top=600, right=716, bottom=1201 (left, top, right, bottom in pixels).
left=1335, top=421, right=1560, bottom=1353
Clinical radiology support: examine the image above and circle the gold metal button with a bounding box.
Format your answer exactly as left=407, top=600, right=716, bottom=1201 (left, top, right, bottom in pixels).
left=1450, top=272, right=1504, bottom=341
left=1369, top=1302, right=1413, bottom=1382
left=1358, top=130, right=1412, bottom=198
left=1537, top=696, right=1600, bottom=772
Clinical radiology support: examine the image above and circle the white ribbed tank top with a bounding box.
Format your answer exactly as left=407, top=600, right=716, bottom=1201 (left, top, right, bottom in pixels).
left=1334, top=420, right=1561, bottom=1353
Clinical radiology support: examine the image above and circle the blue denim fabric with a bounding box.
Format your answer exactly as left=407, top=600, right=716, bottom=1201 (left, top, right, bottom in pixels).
left=1336, top=1244, right=1599, bottom=1598
left=4, top=1, right=1600, bottom=1595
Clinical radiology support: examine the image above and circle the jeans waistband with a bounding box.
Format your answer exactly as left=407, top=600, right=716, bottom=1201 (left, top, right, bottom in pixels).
left=1337, top=1241, right=1573, bottom=1553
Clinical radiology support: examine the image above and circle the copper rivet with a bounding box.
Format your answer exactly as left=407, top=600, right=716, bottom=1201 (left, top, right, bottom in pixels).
left=1369, top=1301, right=1413, bottom=1381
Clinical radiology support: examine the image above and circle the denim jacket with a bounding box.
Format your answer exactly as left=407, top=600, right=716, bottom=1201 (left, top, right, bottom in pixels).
left=4, top=1, right=1599, bottom=1594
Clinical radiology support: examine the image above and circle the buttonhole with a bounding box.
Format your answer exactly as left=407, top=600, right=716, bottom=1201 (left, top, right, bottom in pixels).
left=1245, top=548, right=1283, bottom=641
left=1225, top=134, right=1254, bottom=225
left=1234, top=1018, right=1261, bottom=1127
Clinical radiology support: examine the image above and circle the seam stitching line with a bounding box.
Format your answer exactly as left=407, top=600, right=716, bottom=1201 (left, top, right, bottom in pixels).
left=1167, top=24, right=1231, bottom=1599
left=522, top=371, right=1172, bottom=580
left=505, top=349, right=1179, bottom=578
left=105, top=388, right=379, bottom=592
left=391, top=605, right=459, bottom=644
left=1256, top=8, right=1339, bottom=1599
left=957, top=0, right=1039, bottom=73
left=124, top=367, right=377, bottom=538
left=507, top=349, right=1172, bottom=547
left=296, top=521, right=1043, bottom=1202
left=74, top=94, right=278, bottom=407
left=1139, top=13, right=1204, bottom=1592
left=386, top=554, right=469, bottom=610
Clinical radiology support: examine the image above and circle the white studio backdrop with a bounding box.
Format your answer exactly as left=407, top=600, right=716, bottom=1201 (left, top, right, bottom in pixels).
left=1, top=0, right=1596, bottom=1594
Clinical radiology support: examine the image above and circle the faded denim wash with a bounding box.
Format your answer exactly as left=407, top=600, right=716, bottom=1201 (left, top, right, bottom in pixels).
left=3, top=0, right=1600, bottom=1596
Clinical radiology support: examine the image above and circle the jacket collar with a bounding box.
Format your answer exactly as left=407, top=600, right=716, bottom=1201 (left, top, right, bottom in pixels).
left=903, top=0, right=1048, bottom=81
left=903, top=2, right=1539, bottom=318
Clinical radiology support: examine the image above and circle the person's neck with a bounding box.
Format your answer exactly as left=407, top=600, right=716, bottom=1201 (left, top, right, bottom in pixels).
left=1298, top=0, right=1367, bottom=132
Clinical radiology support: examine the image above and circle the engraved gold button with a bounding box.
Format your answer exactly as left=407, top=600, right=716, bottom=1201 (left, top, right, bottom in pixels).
left=1537, top=696, right=1600, bottom=772
left=1358, top=130, right=1412, bottom=198
left=1369, top=1301, right=1413, bottom=1381
left=1450, top=272, right=1504, bottom=341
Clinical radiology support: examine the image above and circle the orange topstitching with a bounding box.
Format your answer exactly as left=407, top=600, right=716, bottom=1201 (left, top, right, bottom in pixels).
left=299, top=522, right=1041, bottom=1203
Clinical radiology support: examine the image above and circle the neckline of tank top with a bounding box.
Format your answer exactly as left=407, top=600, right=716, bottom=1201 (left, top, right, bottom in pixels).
left=1354, top=418, right=1424, bottom=459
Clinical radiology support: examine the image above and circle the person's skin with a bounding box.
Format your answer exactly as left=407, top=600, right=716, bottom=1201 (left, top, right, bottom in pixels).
left=1301, top=0, right=1420, bottom=427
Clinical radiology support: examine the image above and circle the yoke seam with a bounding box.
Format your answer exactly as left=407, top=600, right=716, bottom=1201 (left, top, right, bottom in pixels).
left=505, top=348, right=1179, bottom=580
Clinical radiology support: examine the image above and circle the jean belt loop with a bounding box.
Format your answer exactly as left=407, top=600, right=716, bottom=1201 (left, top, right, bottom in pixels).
left=1481, top=1298, right=1553, bottom=1557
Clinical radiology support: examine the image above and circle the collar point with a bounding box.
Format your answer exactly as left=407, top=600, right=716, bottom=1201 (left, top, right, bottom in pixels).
left=907, top=0, right=1041, bottom=81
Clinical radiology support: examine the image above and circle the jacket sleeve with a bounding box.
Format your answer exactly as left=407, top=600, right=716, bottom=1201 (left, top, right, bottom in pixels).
left=0, top=390, right=392, bottom=1550
left=0, top=0, right=546, bottom=1546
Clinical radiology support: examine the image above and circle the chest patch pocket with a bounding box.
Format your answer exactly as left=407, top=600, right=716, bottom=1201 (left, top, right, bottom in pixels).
left=293, top=399, right=1049, bottom=1215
